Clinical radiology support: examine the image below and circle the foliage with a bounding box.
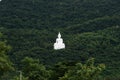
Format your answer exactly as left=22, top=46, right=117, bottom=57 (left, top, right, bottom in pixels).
left=0, top=0, right=120, bottom=29
left=0, top=0, right=120, bottom=79
left=0, top=33, right=14, bottom=78
left=21, top=57, right=51, bottom=80
left=59, top=58, right=105, bottom=80
left=50, top=61, right=76, bottom=80
left=12, top=75, right=28, bottom=80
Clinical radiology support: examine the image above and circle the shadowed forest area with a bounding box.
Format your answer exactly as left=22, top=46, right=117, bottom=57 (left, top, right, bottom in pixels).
left=0, top=0, right=120, bottom=80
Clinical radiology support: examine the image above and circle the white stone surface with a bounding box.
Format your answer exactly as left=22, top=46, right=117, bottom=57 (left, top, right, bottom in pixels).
left=54, top=32, right=65, bottom=50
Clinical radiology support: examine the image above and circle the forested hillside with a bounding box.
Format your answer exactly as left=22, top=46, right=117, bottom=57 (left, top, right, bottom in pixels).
left=0, top=0, right=120, bottom=29
left=0, top=0, right=120, bottom=80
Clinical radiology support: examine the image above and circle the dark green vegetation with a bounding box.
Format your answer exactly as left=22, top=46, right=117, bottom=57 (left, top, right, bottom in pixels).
left=0, top=33, right=14, bottom=79
left=0, top=0, right=120, bottom=80
left=59, top=58, right=105, bottom=80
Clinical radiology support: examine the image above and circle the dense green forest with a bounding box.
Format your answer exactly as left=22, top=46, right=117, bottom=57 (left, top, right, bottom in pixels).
left=0, top=0, right=120, bottom=80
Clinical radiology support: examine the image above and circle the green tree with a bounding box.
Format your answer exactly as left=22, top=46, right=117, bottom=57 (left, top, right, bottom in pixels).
left=21, top=57, right=51, bottom=80
left=59, top=58, right=105, bottom=80
left=0, top=33, right=14, bottom=78
left=50, top=61, right=76, bottom=80
left=12, top=75, right=28, bottom=80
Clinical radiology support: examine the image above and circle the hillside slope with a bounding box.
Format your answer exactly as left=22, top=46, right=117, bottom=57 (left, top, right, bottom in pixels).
left=0, top=26, right=120, bottom=77
left=0, top=0, right=120, bottom=29
left=0, top=0, right=120, bottom=78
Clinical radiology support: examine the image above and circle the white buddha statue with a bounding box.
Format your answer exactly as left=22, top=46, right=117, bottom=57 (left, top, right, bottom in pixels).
left=54, top=32, right=65, bottom=50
